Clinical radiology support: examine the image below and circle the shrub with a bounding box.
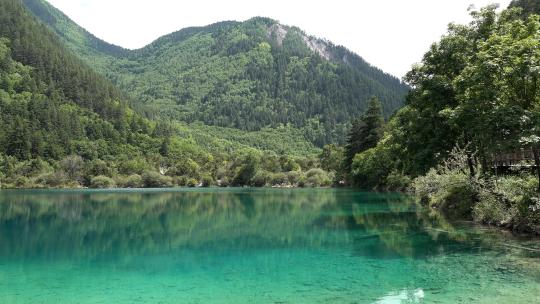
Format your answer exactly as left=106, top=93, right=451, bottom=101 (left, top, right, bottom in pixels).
left=86, top=159, right=115, bottom=177
left=186, top=178, right=199, bottom=187
left=118, top=158, right=149, bottom=175
left=385, top=171, right=412, bottom=192
left=269, top=172, right=288, bottom=186
left=15, top=176, right=29, bottom=188
left=142, top=171, right=173, bottom=188
left=19, top=158, right=53, bottom=177
left=412, top=168, right=477, bottom=220
left=218, top=177, right=230, bottom=187
left=304, top=168, right=332, bottom=187
left=412, top=148, right=482, bottom=220
left=124, top=174, right=144, bottom=188
left=473, top=190, right=510, bottom=225
left=59, top=155, right=84, bottom=181
left=232, top=153, right=259, bottom=186
left=169, top=159, right=201, bottom=179
left=90, top=176, right=116, bottom=189
left=286, top=171, right=302, bottom=185
left=473, top=175, right=540, bottom=233
left=201, top=175, right=213, bottom=187
left=173, top=176, right=188, bottom=187
left=36, top=171, right=68, bottom=187
left=251, top=171, right=270, bottom=187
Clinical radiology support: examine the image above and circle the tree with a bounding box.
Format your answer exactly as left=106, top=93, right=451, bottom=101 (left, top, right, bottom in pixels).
left=346, top=5, right=538, bottom=190
left=159, top=137, right=170, bottom=157
left=232, top=152, right=260, bottom=186
left=320, top=144, right=344, bottom=172
left=344, top=97, right=385, bottom=177
left=60, top=155, right=84, bottom=182
left=6, top=117, right=31, bottom=160
left=455, top=9, right=540, bottom=188
left=509, top=0, right=540, bottom=16
left=320, top=144, right=345, bottom=183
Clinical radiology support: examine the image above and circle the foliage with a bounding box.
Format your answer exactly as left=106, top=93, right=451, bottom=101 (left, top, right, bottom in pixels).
left=232, top=152, right=260, bottom=186
left=474, top=175, right=539, bottom=233
left=0, top=0, right=336, bottom=189
left=304, top=168, right=333, bottom=187
left=200, top=175, right=214, bottom=187
left=23, top=0, right=408, bottom=147
left=344, top=97, right=385, bottom=176
left=413, top=148, right=540, bottom=232
left=90, top=175, right=116, bottom=189
left=384, top=171, right=412, bottom=192
left=412, top=153, right=480, bottom=220
left=141, top=171, right=173, bottom=188
left=352, top=6, right=540, bottom=191
left=509, top=0, right=540, bottom=16
left=120, top=174, right=144, bottom=188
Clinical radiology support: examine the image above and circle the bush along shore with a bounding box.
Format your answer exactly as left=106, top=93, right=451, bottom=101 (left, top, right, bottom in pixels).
left=0, top=151, right=338, bottom=190
left=412, top=148, right=539, bottom=236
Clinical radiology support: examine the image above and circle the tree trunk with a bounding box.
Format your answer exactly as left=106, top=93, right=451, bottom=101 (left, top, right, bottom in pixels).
left=466, top=151, right=475, bottom=178
left=533, top=148, right=540, bottom=192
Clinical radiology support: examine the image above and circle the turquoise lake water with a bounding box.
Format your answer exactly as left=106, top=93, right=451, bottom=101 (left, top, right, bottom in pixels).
left=0, top=188, right=538, bottom=303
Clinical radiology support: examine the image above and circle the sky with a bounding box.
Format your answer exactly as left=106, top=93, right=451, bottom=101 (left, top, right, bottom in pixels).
left=46, top=0, right=512, bottom=78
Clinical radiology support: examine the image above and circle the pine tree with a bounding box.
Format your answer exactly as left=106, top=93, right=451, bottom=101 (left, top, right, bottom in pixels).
left=344, top=96, right=385, bottom=177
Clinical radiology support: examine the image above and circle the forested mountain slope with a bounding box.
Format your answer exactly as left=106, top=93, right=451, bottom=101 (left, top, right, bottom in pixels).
left=0, top=0, right=148, bottom=161
left=23, top=0, right=409, bottom=146
left=0, top=0, right=327, bottom=190
left=21, top=0, right=127, bottom=58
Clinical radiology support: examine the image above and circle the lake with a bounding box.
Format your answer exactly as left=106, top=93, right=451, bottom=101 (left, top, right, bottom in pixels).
left=0, top=188, right=538, bottom=303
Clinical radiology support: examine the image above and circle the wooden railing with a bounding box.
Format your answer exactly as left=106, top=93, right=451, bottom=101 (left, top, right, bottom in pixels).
left=490, top=149, right=538, bottom=168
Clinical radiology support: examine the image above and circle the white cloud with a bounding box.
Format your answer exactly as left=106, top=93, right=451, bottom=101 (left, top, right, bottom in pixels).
left=46, top=0, right=512, bottom=78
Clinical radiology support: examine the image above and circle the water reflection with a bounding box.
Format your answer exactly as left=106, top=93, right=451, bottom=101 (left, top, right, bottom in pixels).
left=0, top=189, right=539, bottom=304
left=0, top=188, right=525, bottom=262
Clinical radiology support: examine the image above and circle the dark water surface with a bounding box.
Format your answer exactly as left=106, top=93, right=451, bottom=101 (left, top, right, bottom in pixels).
left=0, top=188, right=538, bottom=303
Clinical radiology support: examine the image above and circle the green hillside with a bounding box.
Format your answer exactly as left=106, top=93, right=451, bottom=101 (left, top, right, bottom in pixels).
left=22, top=0, right=409, bottom=146
left=20, top=0, right=127, bottom=58
left=0, top=0, right=327, bottom=189
left=0, top=0, right=147, bottom=161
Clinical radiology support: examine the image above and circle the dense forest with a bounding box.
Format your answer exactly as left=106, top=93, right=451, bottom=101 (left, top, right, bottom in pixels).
left=0, top=0, right=337, bottom=189
left=22, top=0, right=408, bottom=146
left=342, top=4, right=540, bottom=234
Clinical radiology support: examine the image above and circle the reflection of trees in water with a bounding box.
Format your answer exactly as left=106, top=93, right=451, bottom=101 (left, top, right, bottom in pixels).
left=0, top=190, right=527, bottom=262
left=0, top=190, right=347, bottom=259
left=343, top=195, right=482, bottom=259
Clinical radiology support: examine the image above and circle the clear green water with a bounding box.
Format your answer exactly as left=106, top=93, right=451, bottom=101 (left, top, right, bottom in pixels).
left=0, top=189, right=538, bottom=303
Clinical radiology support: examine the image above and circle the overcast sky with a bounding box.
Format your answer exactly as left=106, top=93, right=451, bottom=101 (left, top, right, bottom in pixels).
left=46, top=0, right=511, bottom=78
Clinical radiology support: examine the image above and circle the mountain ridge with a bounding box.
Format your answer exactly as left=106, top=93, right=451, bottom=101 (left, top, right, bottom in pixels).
left=21, top=0, right=127, bottom=57
left=22, top=0, right=409, bottom=146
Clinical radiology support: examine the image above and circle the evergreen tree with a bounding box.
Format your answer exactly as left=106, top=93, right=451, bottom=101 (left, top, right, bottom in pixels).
left=344, top=97, right=385, bottom=177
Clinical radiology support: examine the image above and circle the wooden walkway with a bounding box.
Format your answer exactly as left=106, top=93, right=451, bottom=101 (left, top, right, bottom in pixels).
left=490, top=149, right=539, bottom=168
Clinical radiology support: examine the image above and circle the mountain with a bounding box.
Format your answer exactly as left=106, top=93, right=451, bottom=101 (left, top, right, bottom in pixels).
left=0, top=0, right=328, bottom=190
left=23, top=0, right=409, bottom=146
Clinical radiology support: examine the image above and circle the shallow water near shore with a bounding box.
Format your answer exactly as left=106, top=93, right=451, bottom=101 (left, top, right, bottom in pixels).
left=0, top=188, right=538, bottom=303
